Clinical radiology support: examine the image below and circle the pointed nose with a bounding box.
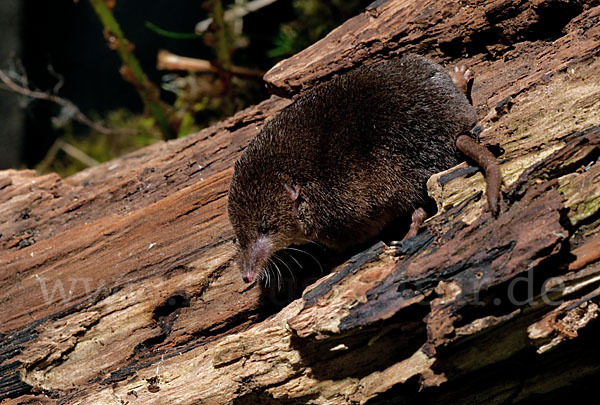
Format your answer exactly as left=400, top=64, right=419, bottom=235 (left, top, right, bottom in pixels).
left=242, top=271, right=255, bottom=283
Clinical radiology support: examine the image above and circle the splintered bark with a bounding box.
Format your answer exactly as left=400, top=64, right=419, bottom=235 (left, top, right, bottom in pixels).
left=2, top=0, right=600, bottom=404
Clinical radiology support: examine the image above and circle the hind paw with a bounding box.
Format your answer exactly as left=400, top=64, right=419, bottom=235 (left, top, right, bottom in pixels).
left=451, top=65, right=474, bottom=104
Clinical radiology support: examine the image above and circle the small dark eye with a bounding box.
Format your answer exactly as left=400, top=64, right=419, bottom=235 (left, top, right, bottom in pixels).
left=258, top=220, right=278, bottom=235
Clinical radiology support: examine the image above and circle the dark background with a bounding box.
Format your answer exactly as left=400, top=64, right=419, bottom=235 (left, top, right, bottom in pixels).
left=0, top=0, right=294, bottom=169
left=0, top=0, right=372, bottom=172
left=0, top=0, right=23, bottom=169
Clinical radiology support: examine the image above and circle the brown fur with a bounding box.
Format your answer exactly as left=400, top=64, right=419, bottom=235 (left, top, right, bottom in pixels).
left=227, top=54, right=477, bottom=283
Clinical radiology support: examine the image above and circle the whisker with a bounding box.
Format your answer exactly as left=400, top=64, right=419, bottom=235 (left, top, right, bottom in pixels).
left=284, top=247, right=323, bottom=275
left=273, top=253, right=296, bottom=288
left=274, top=262, right=283, bottom=291
left=282, top=250, right=303, bottom=270
left=284, top=238, right=326, bottom=250
left=267, top=257, right=282, bottom=290
left=263, top=259, right=272, bottom=287
left=296, top=238, right=326, bottom=250
left=267, top=267, right=272, bottom=288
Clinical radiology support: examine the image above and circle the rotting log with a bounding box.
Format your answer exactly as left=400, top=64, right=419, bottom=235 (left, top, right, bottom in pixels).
left=2, top=0, right=600, bottom=404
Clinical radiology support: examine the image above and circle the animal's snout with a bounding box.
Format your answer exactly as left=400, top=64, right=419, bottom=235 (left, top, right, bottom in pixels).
left=242, top=271, right=256, bottom=283
left=240, top=235, right=272, bottom=284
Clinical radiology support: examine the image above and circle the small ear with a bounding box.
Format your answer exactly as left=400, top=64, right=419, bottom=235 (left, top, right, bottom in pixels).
left=284, top=183, right=301, bottom=217
left=284, top=183, right=300, bottom=201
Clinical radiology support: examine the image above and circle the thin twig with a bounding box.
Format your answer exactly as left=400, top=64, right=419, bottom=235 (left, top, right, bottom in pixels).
left=36, top=139, right=99, bottom=173
left=0, top=69, right=113, bottom=135
left=157, top=50, right=264, bottom=80
left=195, top=0, right=279, bottom=33
left=60, top=141, right=100, bottom=167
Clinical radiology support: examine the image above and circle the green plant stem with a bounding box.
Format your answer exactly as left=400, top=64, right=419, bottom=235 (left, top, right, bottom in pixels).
left=145, top=21, right=203, bottom=40
left=89, top=0, right=175, bottom=140
left=211, top=0, right=231, bottom=70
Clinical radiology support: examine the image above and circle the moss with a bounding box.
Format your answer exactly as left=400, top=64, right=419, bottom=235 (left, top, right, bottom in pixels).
left=558, top=163, right=600, bottom=226
left=570, top=196, right=600, bottom=226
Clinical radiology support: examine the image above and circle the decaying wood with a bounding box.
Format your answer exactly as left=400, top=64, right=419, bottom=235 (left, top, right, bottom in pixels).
left=2, top=0, right=600, bottom=403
